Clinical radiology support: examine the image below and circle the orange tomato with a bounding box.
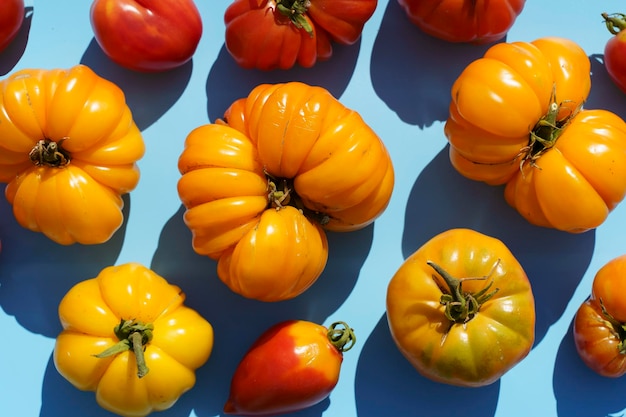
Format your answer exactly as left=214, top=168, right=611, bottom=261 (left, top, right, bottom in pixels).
left=177, top=82, right=394, bottom=301
left=445, top=37, right=626, bottom=232
left=0, top=65, right=145, bottom=244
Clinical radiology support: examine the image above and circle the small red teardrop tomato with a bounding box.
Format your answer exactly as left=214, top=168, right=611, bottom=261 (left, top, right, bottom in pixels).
left=574, top=254, right=626, bottom=377
left=0, top=0, right=24, bottom=53
left=224, top=320, right=356, bottom=416
left=601, top=12, right=626, bottom=94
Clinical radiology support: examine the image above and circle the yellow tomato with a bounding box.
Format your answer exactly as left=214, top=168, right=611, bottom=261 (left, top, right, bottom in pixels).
left=53, top=263, right=214, bottom=417
left=0, top=65, right=145, bottom=244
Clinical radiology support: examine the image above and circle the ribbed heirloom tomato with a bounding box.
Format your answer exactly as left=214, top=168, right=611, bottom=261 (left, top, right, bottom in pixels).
left=398, top=0, right=526, bottom=43
left=224, top=0, right=378, bottom=70
left=0, top=65, right=145, bottom=244
left=574, top=254, right=626, bottom=377
left=177, top=82, right=394, bottom=302
left=445, top=36, right=626, bottom=233
left=386, top=228, right=535, bottom=387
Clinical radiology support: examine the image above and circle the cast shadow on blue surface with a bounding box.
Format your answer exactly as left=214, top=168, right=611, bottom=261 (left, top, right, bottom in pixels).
left=205, top=39, right=361, bottom=122
left=370, top=0, right=497, bottom=129
left=553, top=317, right=626, bottom=416
left=0, top=195, right=130, bottom=339
left=400, top=145, right=595, bottom=348
left=355, top=314, right=500, bottom=417
left=0, top=6, right=33, bottom=76
left=80, top=38, right=193, bottom=131
left=39, top=203, right=374, bottom=417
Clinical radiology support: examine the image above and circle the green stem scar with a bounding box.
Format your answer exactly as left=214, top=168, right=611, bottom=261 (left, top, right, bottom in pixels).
left=598, top=298, right=626, bottom=355
left=327, top=321, right=357, bottom=352
left=94, top=318, right=154, bottom=378
left=275, top=0, right=314, bottom=37
left=29, top=139, right=71, bottom=167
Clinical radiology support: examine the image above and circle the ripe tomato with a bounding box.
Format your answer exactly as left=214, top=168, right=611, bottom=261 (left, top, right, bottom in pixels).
left=90, top=0, right=203, bottom=72
left=0, top=65, right=145, bottom=245
left=224, top=320, right=355, bottom=415
left=574, top=255, right=626, bottom=377
left=601, top=12, right=626, bottom=94
left=445, top=37, right=626, bottom=233
left=0, top=0, right=24, bottom=53
left=224, top=0, right=378, bottom=70
left=397, top=0, right=526, bottom=43
left=177, top=82, right=394, bottom=301
left=386, top=228, right=536, bottom=387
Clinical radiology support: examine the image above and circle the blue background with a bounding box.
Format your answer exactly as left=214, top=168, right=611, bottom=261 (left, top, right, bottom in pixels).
left=1, top=1, right=626, bottom=416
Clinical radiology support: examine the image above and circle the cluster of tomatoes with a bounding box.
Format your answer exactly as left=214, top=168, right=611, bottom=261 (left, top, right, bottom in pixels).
left=3, top=0, right=626, bottom=416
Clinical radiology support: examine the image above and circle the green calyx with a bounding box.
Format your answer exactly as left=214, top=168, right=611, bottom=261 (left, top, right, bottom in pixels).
left=602, top=12, right=626, bottom=35
left=94, top=318, right=154, bottom=378
left=275, top=0, right=314, bottom=37
left=427, top=260, right=500, bottom=324
left=29, top=139, right=71, bottom=167
left=265, top=173, right=330, bottom=225
left=327, top=321, right=357, bottom=353
left=598, top=298, right=626, bottom=355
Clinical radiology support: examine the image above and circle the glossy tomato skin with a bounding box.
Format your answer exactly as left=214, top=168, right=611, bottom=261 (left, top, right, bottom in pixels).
left=386, top=228, right=535, bottom=387
left=574, top=255, right=626, bottom=377
left=54, top=263, right=214, bottom=416
left=177, top=82, right=394, bottom=301
left=0, top=0, right=24, bottom=52
left=602, top=13, right=626, bottom=94
left=224, top=0, right=377, bottom=70
left=90, top=0, right=203, bottom=72
left=224, top=320, right=354, bottom=415
left=398, top=0, right=525, bottom=43
left=0, top=65, right=145, bottom=245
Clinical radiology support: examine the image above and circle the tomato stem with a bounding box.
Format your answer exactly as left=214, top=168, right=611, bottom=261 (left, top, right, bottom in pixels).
left=327, top=321, right=356, bottom=352
left=598, top=298, right=626, bottom=355
left=602, top=12, right=626, bottom=35
left=93, top=318, right=154, bottom=378
left=265, top=173, right=330, bottom=225
left=275, top=0, right=314, bottom=37
left=29, top=139, right=71, bottom=167
left=427, top=260, right=500, bottom=324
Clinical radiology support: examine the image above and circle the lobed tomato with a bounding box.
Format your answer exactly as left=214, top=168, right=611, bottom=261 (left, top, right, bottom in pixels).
left=574, top=255, right=626, bottom=377
left=90, top=0, right=203, bottom=72
left=0, top=0, right=24, bottom=53
left=601, top=12, right=626, bottom=94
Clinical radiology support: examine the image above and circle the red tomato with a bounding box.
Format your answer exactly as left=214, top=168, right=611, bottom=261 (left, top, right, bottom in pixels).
left=574, top=254, right=626, bottom=377
left=90, top=0, right=203, bottom=72
left=224, top=320, right=356, bottom=415
left=224, top=0, right=377, bottom=70
left=602, top=12, right=626, bottom=94
left=0, top=0, right=24, bottom=53
left=398, top=0, right=526, bottom=43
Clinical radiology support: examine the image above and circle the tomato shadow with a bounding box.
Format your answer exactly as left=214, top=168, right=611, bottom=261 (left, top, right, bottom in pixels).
left=402, top=145, right=595, bottom=347
left=369, top=0, right=496, bottom=129
left=140, top=204, right=373, bottom=417
left=80, top=38, right=193, bottom=131
left=0, top=195, right=130, bottom=339
left=0, top=6, right=34, bottom=76
left=205, top=40, right=361, bottom=122
left=587, top=54, right=626, bottom=118
left=553, top=317, right=626, bottom=416
left=355, top=314, right=500, bottom=417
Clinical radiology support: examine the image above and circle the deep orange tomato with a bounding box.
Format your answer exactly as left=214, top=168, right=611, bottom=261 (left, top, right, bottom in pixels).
left=445, top=37, right=626, bottom=233
left=397, top=0, right=526, bottom=43
left=601, top=12, right=626, bottom=94
left=386, top=228, right=535, bottom=387
left=224, top=0, right=378, bottom=70
left=177, top=82, right=394, bottom=302
left=0, top=65, right=145, bottom=245
left=574, top=255, right=626, bottom=377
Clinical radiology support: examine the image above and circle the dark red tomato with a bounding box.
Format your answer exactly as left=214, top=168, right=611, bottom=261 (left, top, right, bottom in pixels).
left=602, top=12, right=626, bottom=94
left=224, top=320, right=356, bottom=415
left=90, top=0, right=203, bottom=72
left=397, top=0, right=526, bottom=44
left=0, top=0, right=24, bottom=53
left=224, top=0, right=377, bottom=70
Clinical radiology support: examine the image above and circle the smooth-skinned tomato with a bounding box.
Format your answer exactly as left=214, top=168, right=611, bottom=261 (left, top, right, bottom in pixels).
left=224, top=0, right=378, bottom=70
left=445, top=36, right=626, bottom=233
left=0, top=65, right=145, bottom=245
left=574, top=254, right=626, bottom=377
left=90, top=0, right=203, bottom=72
left=386, top=228, right=536, bottom=387
left=224, top=320, right=356, bottom=415
left=397, top=0, right=526, bottom=43
left=177, top=82, right=394, bottom=302
left=54, top=263, right=214, bottom=417
left=0, top=0, right=24, bottom=53
left=601, top=12, right=626, bottom=94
